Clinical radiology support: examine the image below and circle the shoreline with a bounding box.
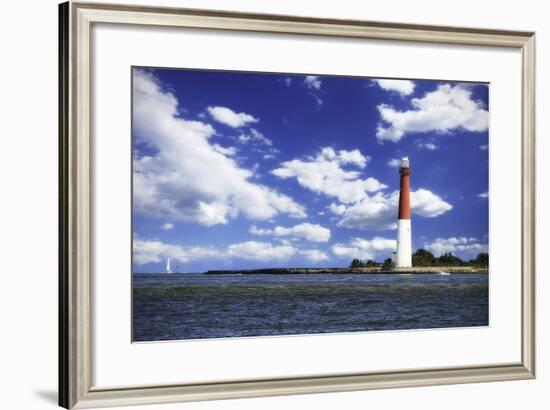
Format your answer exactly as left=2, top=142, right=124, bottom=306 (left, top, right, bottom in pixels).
left=204, top=267, right=488, bottom=275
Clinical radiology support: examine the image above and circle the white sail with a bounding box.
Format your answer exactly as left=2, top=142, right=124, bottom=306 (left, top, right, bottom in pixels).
left=166, top=258, right=172, bottom=274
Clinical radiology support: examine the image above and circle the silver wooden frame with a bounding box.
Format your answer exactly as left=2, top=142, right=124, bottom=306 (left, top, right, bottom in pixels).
left=59, top=1, right=536, bottom=408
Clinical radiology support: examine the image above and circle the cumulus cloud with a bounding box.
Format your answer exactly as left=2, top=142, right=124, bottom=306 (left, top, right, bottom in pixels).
left=387, top=158, right=401, bottom=168
left=376, top=84, right=489, bottom=142
left=423, top=237, right=488, bottom=257
left=329, top=203, right=346, bottom=216
left=411, top=189, right=453, bottom=217
left=272, top=146, right=450, bottom=230
left=304, top=76, right=322, bottom=90
left=335, top=189, right=453, bottom=230
left=238, top=128, right=272, bottom=146
left=373, top=79, right=415, bottom=96
left=207, top=105, right=258, bottom=128
left=226, top=241, right=296, bottom=261
left=303, top=76, right=323, bottom=106
left=161, top=222, right=174, bottom=231
left=478, top=191, right=489, bottom=199
left=313, top=147, right=369, bottom=168
left=132, top=69, right=306, bottom=226
left=134, top=238, right=331, bottom=265
left=416, top=141, right=438, bottom=151
left=332, top=237, right=397, bottom=260
left=212, top=144, right=237, bottom=156
left=134, top=239, right=295, bottom=265
left=333, top=148, right=370, bottom=168
left=299, top=249, right=329, bottom=262
left=133, top=238, right=219, bottom=265
left=271, top=147, right=384, bottom=203
left=249, top=222, right=331, bottom=242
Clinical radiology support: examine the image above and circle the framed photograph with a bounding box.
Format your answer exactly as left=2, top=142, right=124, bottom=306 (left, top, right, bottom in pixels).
left=59, top=2, right=535, bottom=408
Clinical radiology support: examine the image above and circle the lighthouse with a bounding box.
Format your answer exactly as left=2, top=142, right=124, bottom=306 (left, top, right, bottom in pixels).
left=395, top=157, right=412, bottom=268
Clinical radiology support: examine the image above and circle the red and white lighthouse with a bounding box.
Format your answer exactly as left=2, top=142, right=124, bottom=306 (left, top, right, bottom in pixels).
left=395, top=157, right=412, bottom=268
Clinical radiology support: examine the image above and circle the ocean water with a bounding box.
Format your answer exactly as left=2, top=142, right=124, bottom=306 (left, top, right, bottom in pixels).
left=132, top=273, right=488, bottom=342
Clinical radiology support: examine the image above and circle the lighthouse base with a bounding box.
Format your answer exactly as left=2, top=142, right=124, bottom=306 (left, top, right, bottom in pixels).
left=395, top=219, right=412, bottom=268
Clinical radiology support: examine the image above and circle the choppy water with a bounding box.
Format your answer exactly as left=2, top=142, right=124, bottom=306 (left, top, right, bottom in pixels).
left=132, top=273, right=488, bottom=342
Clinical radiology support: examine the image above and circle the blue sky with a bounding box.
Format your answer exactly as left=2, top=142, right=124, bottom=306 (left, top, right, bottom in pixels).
left=132, top=67, right=489, bottom=273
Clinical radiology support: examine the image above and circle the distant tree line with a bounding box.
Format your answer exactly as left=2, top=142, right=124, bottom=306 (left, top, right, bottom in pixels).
left=412, top=249, right=488, bottom=267
left=349, top=249, right=488, bottom=269
left=349, top=258, right=381, bottom=268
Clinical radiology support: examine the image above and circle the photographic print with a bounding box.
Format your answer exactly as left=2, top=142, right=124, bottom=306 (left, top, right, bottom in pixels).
left=132, top=67, right=489, bottom=342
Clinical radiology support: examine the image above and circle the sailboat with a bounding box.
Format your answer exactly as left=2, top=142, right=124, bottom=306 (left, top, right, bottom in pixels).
left=166, top=258, right=172, bottom=274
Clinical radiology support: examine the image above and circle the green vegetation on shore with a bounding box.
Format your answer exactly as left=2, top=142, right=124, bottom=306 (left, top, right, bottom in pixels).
left=203, top=249, right=488, bottom=275
left=349, top=249, right=489, bottom=269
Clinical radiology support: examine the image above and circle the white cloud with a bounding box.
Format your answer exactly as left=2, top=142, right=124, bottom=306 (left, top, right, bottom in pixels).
left=226, top=241, right=296, bottom=261
left=271, top=147, right=384, bottom=203
left=304, top=76, right=322, bottom=90
left=134, top=239, right=294, bottom=265
left=334, top=148, right=369, bottom=168
left=480, top=144, right=489, bottom=150
left=373, top=79, right=415, bottom=96
left=271, top=147, right=450, bottom=231
left=238, top=128, right=272, bottom=146
left=411, top=189, right=453, bottom=217
left=329, top=203, right=347, bottom=216
left=309, top=92, right=323, bottom=107
left=376, top=84, right=489, bottom=142
left=336, top=189, right=453, bottom=230
left=478, top=191, right=489, bottom=199
left=212, top=144, right=237, bottom=156
left=299, top=249, right=329, bottom=262
left=332, top=237, right=397, bottom=260
left=207, top=105, right=258, bottom=128
left=416, top=141, right=438, bottom=150
left=249, top=222, right=331, bottom=242
left=303, top=76, right=323, bottom=106
left=387, top=158, right=401, bottom=168
left=134, top=238, right=333, bottom=265
left=133, top=238, right=219, bottom=265
left=423, top=237, right=488, bottom=257
left=314, top=147, right=370, bottom=168
left=161, top=222, right=174, bottom=231
left=132, top=69, right=306, bottom=226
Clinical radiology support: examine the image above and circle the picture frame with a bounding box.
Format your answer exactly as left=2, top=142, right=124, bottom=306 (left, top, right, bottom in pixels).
left=59, top=1, right=536, bottom=408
